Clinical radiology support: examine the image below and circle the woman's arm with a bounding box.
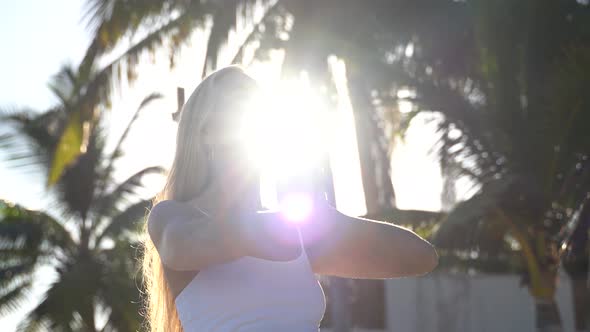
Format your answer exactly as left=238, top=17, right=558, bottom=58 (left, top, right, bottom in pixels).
left=300, top=204, right=438, bottom=279
left=148, top=200, right=301, bottom=271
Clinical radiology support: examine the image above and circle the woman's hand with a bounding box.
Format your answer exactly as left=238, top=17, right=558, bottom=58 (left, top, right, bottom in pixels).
left=240, top=210, right=303, bottom=262
left=183, top=171, right=301, bottom=262
left=311, top=195, right=341, bottom=221
left=241, top=196, right=338, bottom=262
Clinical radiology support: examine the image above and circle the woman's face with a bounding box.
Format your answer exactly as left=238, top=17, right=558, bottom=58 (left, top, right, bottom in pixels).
left=203, top=90, right=251, bottom=166
left=201, top=91, right=261, bottom=209
left=203, top=111, right=248, bottom=176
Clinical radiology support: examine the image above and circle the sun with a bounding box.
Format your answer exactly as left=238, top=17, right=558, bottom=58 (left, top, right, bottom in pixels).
left=238, top=78, right=331, bottom=218
left=241, top=79, right=329, bottom=174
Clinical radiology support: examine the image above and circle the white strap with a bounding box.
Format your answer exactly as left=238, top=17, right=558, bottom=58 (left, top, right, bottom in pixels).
left=296, top=225, right=307, bottom=258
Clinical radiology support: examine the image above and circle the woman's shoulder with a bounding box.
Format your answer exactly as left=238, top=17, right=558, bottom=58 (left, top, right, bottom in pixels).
left=153, top=199, right=183, bottom=210
left=152, top=199, right=201, bottom=216
left=148, top=200, right=202, bottom=232
left=149, top=200, right=179, bottom=221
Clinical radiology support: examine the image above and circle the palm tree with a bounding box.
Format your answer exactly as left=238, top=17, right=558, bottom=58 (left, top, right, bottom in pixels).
left=398, top=1, right=590, bottom=331
left=280, top=0, right=590, bottom=330
left=0, top=65, right=165, bottom=331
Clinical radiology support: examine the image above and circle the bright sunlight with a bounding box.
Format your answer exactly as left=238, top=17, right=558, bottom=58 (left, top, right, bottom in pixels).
left=239, top=77, right=332, bottom=222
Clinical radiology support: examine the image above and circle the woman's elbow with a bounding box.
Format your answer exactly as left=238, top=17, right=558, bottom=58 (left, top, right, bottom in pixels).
left=413, top=243, right=438, bottom=276
left=159, top=239, right=194, bottom=271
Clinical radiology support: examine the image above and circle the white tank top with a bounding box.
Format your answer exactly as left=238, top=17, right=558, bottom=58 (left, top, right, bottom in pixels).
left=174, top=224, right=326, bottom=332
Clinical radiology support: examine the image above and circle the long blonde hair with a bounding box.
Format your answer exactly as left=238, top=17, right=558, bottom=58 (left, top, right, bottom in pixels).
left=139, top=66, right=258, bottom=332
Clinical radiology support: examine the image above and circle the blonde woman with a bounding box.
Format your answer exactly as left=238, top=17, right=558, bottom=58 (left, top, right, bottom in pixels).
left=142, top=66, right=438, bottom=332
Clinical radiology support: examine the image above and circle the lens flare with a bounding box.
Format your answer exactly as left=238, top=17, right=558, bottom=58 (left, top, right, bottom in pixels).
left=238, top=79, right=328, bottom=175
left=237, top=77, right=331, bottom=212
left=279, top=193, right=314, bottom=223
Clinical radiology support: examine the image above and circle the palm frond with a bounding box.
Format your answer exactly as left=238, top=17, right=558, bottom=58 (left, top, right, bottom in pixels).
left=0, top=262, right=35, bottom=286
left=93, top=166, right=165, bottom=220
left=3, top=63, right=103, bottom=193
left=229, top=2, right=283, bottom=65
left=42, top=10, right=200, bottom=184
left=94, top=199, right=152, bottom=247
left=17, top=290, right=74, bottom=332
left=81, top=0, right=187, bottom=67
left=0, top=278, right=32, bottom=317
left=18, top=256, right=103, bottom=332
left=15, top=309, right=50, bottom=332
left=47, top=66, right=79, bottom=108
left=202, top=0, right=243, bottom=76
left=48, top=112, right=86, bottom=186
left=80, top=7, right=202, bottom=112
left=50, top=120, right=112, bottom=222
left=431, top=178, right=516, bottom=253
left=97, top=93, right=163, bottom=198
left=96, top=241, right=143, bottom=332
left=0, top=107, right=62, bottom=170
left=0, top=200, right=75, bottom=258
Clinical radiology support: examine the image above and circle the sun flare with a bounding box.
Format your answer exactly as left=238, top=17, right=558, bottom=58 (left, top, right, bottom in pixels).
left=238, top=78, right=331, bottom=215
left=240, top=79, right=329, bottom=173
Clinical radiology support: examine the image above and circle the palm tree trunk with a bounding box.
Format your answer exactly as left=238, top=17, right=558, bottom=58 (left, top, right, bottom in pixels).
left=347, top=67, right=395, bottom=214
left=322, top=151, right=352, bottom=332
left=329, top=277, right=352, bottom=332
left=77, top=299, right=97, bottom=332
left=571, top=276, right=590, bottom=332
left=495, top=211, right=564, bottom=332
left=561, top=201, right=590, bottom=332
left=534, top=298, right=563, bottom=332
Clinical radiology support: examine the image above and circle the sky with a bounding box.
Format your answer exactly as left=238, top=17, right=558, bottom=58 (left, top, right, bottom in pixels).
left=0, top=1, right=91, bottom=210
left=0, top=1, right=449, bottom=330
left=0, top=1, right=91, bottom=110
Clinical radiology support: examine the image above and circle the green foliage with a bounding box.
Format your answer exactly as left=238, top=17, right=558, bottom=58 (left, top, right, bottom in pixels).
left=48, top=112, right=87, bottom=187
left=0, top=66, right=164, bottom=329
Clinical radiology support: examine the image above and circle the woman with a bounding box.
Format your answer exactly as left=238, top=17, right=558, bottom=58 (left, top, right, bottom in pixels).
left=142, top=66, right=438, bottom=332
